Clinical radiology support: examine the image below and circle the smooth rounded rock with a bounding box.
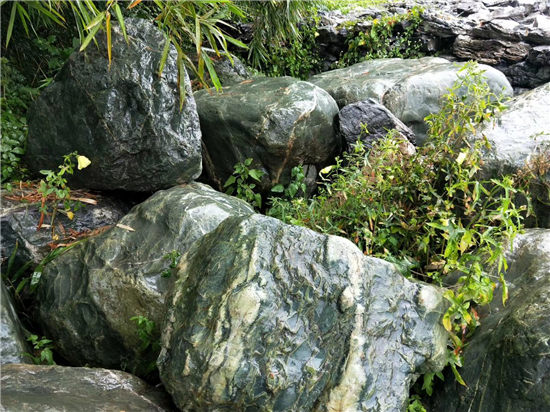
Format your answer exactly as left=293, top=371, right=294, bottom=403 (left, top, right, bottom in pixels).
left=195, top=76, right=340, bottom=193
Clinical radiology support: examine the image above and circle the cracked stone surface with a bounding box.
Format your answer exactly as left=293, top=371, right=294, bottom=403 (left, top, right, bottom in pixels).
left=36, top=183, right=253, bottom=376
left=25, top=18, right=202, bottom=191
left=428, top=229, right=550, bottom=412
left=316, top=0, right=550, bottom=89
left=158, top=214, right=447, bottom=411
left=195, top=76, right=339, bottom=194
left=0, top=364, right=175, bottom=411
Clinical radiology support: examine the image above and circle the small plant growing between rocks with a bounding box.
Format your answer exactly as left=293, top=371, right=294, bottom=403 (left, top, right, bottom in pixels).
left=23, top=334, right=55, bottom=365
left=160, top=250, right=182, bottom=278
left=224, top=158, right=265, bottom=209
left=130, top=315, right=160, bottom=375
left=36, top=152, right=91, bottom=238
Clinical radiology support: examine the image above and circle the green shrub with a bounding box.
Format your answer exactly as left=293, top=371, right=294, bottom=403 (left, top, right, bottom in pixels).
left=268, top=62, right=530, bottom=383
left=0, top=58, right=39, bottom=183
left=262, top=17, right=322, bottom=79
left=338, top=6, right=424, bottom=67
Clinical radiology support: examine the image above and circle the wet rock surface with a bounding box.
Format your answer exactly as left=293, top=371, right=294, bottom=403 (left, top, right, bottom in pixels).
left=36, top=183, right=253, bottom=375
left=0, top=281, right=30, bottom=365
left=195, top=76, right=339, bottom=194
left=0, top=364, right=175, bottom=411
left=25, top=18, right=202, bottom=192
left=474, top=82, right=550, bottom=227
left=158, top=214, right=447, bottom=411
left=336, top=98, right=417, bottom=150
left=427, top=229, right=550, bottom=412
left=309, top=57, right=512, bottom=142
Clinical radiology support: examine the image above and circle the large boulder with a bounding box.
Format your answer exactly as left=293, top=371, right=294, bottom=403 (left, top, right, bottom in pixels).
left=308, top=57, right=512, bottom=143
left=158, top=214, right=447, bottom=411
left=1, top=192, right=129, bottom=270
left=1, top=281, right=30, bottom=364
left=36, top=183, right=253, bottom=375
left=474, top=82, right=550, bottom=227
left=0, top=364, right=175, bottom=411
left=195, top=76, right=340, bottom=193
left=428, top=229, right=550, bottom=412
left=25, top=18, right=202, bottom=192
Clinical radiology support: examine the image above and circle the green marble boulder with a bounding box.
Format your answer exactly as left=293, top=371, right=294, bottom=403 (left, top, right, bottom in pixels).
left=195, top=76, right=340, bottom=193
left=37, top=183, right=253, bottom=375
left=158, top=214, right=447, bottom=411
left=309, top=57, right=513, bottom=143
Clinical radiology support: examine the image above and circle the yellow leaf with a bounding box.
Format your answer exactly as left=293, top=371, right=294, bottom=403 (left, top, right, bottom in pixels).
left=67, top=211, right=74, bottom=220
left=127, top=0, right=142, bottom=9
left=106, top=11, right=112, bottom=68
left=320, top=166, right=333, bottom=174
left=77, top=155, right=91, bottom=170
left=442, top=314, right=452, bottom=332
left=456, top=151, right=467, bottom=166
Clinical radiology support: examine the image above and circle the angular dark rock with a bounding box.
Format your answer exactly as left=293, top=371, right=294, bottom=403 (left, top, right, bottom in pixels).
left=0, top=364, right=175, bottom=411
left=428, top=229, right=550, bottom=412
left=195, top=76, right=339, bottom=193
left=336, top=98, right=417, bottom=150
left=0, top=281, right=30, bottom=365
left=158, top=214, right=447, bottom=411
left=36, top=183, right=253, bottom=375
left=25, top=18, right=202, bottom=192
left=453, top=35, right=531, bottom=64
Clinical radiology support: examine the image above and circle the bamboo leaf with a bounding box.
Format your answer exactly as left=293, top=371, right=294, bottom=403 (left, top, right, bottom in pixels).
left=113, top=3, right=128, bottom=43
left=16, top=3, right=29, bottom=37
left=5, top=2, right=17, bottom=47
left=203, top=53, right=221, bottom=91
left=451, top=363, right=467, bottom=387
left=224, top=35, right=248, bottom=49
left=106, top=11, right=112, bottom=67
left=176, top=54, right=187, bottom=111
left=85, top=10, right=106, bottom=30
left=79, top=20, right=102, bottom=52
left=158, top=36, right=172, bottom=77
